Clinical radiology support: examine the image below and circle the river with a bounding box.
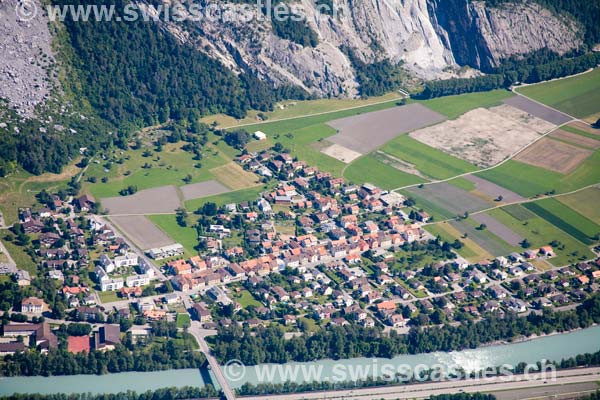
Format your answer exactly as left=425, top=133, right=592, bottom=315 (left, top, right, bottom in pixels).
left=1, top=325, right=599, bottom=396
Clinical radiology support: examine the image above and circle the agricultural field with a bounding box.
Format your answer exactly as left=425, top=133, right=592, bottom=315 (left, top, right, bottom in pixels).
left=416, top=89, right=515, bottom=119
left=523, top=198, right=600, bottom=245
left=326, top=103, right=446, bottom=155
left=409, top=105, right=554, bottom=167
left=550, top=129, right=600, bottom=149
left=404, top=182, right=494, bottom=218
left=463, top=175, right=525, bottom=203
left=514, top=137, right=592, bottom=174
left=180, top=181, right=230, bottom=202
left=503, top=95, right=572, bottom=125
left=381, top=135, right=477, bottom=180
left=557, top=187, right=600, bottom=225
left=201, top=92, right=403, bottom=128
left=425, top=223, right=493, bottom=262
left=516, top=67, right=600, bottom=121
left=487, top=206, right=595, bottom=266
left=185, top=185, right=270, bottom=211
left=148, top=214, right=199, bottom=256
left=82, top=142, right=232, bottom=199
left=343, top=154, right=425, bottom=190
left=449, top=219, right=515, bottom=257
left=110, top=215, right=175, bottom=251
left=102, top=185, right=182, bottom=215
left=476, top=150, right=600, bottom=197
left=209, top=162, right=261, bottom=191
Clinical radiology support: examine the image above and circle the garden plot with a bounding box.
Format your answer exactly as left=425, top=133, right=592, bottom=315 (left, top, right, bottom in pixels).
left=326, top=103, right=446, bottom=154
left=102, top=185, right=181, bottom=215
left=472, top=213, right=524, bottom=246
left=406, top=182, right=493, bottom=217
left=409, top=105, right=554, bottom=167
left=503, top=95, right=572, bottom=125
left=551, top=129, right=600, bottom=149
left=464, top=175, right=525, bottom=203
left=321, top=143, right=363, bottom=163
left=110, top=215, right=175, bottom=250
left=514, top=138, right=592, bottom=174
left=180, top=180, right=231, bottom=201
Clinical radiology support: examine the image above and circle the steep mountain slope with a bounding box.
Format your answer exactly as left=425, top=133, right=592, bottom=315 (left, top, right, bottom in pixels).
left=162, top=0, right=583, bottom=97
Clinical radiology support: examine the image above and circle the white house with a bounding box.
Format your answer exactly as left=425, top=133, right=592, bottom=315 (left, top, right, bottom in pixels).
left=101, top=278, right=124, bottom=291
left=114, top=252, right=139, bottom=268
left=254, top=131, right=267, bottom=140
left=139, top=259, right=155, bottom=278
left=99, top=254, right=115, bottom=273
left=126, top=274, right=150, bottom=288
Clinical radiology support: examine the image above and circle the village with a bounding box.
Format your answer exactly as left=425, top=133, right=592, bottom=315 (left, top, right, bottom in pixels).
left=1, top=141, right=600, bottom=360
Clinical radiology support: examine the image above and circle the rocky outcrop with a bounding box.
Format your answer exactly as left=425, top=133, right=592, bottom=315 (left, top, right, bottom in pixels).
left=0, top=0, right=58, bottom=116
left=163, top=0, right=582, bottom=97
left=429, top=0, right=583, bottom=71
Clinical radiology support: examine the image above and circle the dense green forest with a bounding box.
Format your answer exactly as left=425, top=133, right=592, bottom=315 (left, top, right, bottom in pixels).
left=213, top=295, right=600, bottom=365
left=343, top=47, right=405, bottom=97
left=418, top=51, right=600, bottom=98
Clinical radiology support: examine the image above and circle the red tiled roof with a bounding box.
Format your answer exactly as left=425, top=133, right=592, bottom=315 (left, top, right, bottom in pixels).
left=67, top=336, right=90, bottom=354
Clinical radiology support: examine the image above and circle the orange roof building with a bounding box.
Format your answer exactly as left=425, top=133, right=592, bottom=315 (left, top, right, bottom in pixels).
left=67, top=336, right=90, bottom=354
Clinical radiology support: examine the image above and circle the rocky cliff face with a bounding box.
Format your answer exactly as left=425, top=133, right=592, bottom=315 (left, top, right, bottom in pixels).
left=163, top=0, right=582, bottom=97
left=429, top=0, right=582, bottom=71
left=0, top=0, right=584, bottom=114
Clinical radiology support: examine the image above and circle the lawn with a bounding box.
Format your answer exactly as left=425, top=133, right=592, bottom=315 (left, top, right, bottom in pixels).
left=557, top=187, right=600, bottom=225
left=0, top=169, right=74, bottom=226
left=488, top=207, right=595, bottom=266
left=201, top=92, right=403, bottom=128
left=233, top=289, right=262, bottom=308
left=176, top=313, right=191, bottom=328
left=184, top=185, right=270, bottom=211
left=381, top=136, right=477, bottom=180
left=516, top=68, right=600, bottom=120
left=476, top=151, right=600, bottom=197
left=148, top=214, right=199, bottom=256
left=523, top=198, right=600, bottom=245
left=97, top=290, right=119, bottom=303
left=82, top=142, right=231, bottom=199
left=0, top=235, right=37, bottom=276
left=344, top=155, right=425, bottom=190
left=415, top=89, right=515, bottom=119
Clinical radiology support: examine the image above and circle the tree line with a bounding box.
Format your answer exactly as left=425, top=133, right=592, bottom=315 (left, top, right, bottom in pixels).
left=417, top=51, right=600, bottom=99
left=0, top=386, right=219, bottom=400
left=213, top=295, right=600, bottom=365
left=1, top=338, right=206, bottom=377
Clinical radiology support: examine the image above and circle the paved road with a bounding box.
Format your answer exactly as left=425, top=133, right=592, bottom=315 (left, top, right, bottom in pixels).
left=241, top=367, right=600, bottom=400
left=189, top=321, right=236, bottom=400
